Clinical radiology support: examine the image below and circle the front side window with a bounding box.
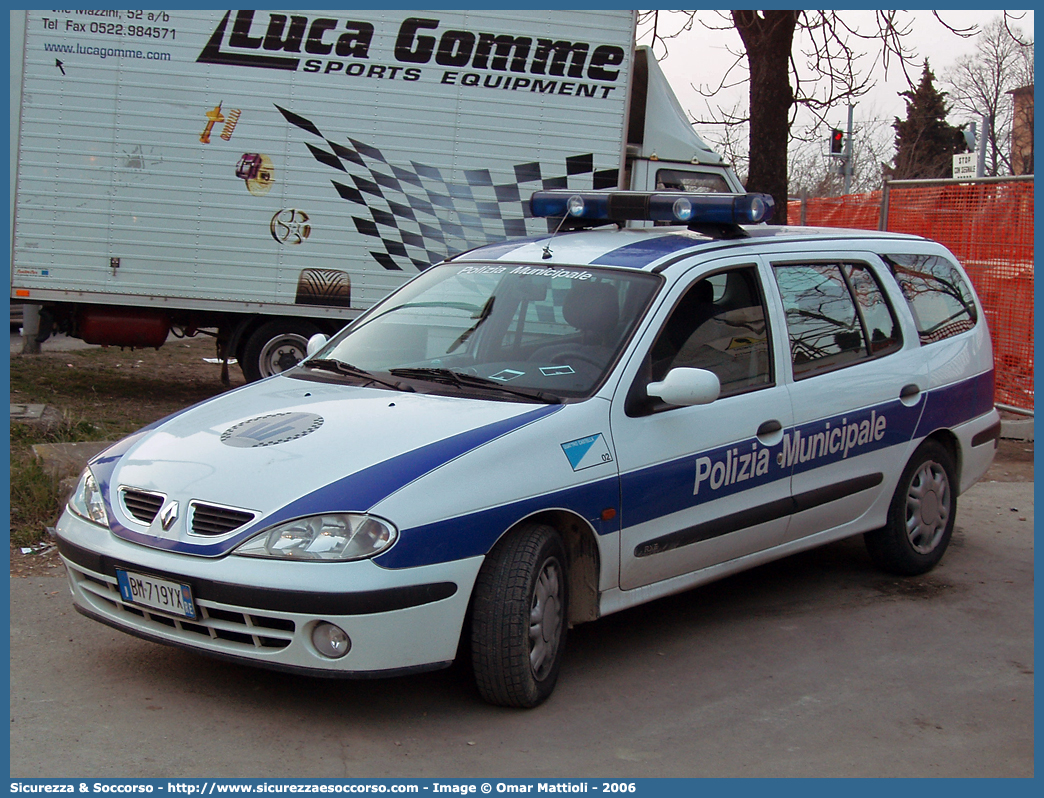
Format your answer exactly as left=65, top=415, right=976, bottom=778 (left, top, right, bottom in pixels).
left=884, top=254, right=978, bottom=344
left=774, top=262, right=901, bottom=379
left=643, top=265, right=773, bottom=402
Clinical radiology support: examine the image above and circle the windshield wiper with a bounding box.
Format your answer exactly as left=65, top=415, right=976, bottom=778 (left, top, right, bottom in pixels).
left=306, top=358, right=415, bottom=392
left=389, top=367, right=561, bottom=404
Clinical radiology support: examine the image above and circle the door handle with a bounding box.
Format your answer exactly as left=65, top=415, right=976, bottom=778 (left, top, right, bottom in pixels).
left=757, top=420, right=782, bottom=436
left=757, top=420, right=783, bottom=446
left=900, top=383, right=921, bottom=400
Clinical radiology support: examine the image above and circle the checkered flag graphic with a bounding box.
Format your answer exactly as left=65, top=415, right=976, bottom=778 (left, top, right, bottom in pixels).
left=276, top=105, right=616, bottom=271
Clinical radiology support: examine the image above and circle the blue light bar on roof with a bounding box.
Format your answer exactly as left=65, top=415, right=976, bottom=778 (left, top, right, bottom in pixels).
left=529, top=190, right=775, bottom=226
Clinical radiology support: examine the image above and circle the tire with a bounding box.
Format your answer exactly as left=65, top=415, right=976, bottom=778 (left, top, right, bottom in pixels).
left=864, top=439, right=957, bottom=576
left=470, top=524, right=568, bottom=708
left=241, top=319, right=321, bottom=382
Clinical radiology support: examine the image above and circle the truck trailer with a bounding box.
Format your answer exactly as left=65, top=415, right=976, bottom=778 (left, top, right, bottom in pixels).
left=10, top=9, right=742, bottom=380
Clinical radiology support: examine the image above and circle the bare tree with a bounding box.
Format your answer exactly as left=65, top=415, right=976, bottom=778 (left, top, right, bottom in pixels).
left=704, top=99, right=750, bottom=184
left=640, top=11, right=980, bottom=222
left=729, top=12, right=798, bottom=221
left=944, top=16, right=1034, bottom=176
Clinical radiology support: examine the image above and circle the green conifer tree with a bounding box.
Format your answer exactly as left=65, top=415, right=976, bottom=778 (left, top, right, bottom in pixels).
left=890, top=60, right=968, bottom=179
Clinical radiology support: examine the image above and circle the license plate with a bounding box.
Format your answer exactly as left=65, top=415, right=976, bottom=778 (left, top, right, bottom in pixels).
left=116, top=569, right=197, bottom=621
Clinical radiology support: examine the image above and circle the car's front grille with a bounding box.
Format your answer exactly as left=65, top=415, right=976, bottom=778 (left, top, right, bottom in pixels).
left=120, top=488, right=164, bottom=524
left=190, top=503, right=256, bottom=536
left=69, top=566, right=294, bottom=651
left=119, top=487, right=255, bottom=536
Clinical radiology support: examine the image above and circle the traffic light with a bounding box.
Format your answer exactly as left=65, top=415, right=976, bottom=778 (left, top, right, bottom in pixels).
left=830, top=128, right=844, bottom=155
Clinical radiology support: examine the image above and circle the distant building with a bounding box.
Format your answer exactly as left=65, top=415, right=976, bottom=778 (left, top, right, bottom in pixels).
left=1008, top=85, right=1034, bottom=175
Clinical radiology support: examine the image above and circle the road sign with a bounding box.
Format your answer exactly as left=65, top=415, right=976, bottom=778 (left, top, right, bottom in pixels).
left=953, top=153, right=976, bottom=179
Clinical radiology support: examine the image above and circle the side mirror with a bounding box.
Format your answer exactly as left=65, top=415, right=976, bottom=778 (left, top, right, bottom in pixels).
left=306, top=333, right=329, bottom=358
left=647, top=367, right=720, bottom=406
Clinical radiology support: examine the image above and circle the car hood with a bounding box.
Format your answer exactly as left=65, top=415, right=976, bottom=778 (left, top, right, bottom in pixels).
left=89, top=374, right=561, bottom=556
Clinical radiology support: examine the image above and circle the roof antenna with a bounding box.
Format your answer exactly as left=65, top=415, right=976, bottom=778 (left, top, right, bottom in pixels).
left=541, top=211, right=572, bottom=260
left=541, top=193, right=593, bottom=260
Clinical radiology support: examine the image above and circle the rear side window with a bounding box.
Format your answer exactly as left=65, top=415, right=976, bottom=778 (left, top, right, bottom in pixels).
left=884, top=254, right=978, bottom=345
left=773, top=262, right=902, bottom=379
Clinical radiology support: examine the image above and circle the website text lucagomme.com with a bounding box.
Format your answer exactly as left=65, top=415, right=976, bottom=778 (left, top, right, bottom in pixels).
left=43, top=41, right=172, bottom=60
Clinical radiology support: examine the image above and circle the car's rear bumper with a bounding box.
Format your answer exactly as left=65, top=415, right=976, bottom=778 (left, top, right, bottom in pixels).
left=954, top=408, right=1002, bottom=494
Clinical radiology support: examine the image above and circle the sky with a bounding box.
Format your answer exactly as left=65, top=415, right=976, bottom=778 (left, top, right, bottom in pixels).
left=638, top=10, right=1035, bottom=147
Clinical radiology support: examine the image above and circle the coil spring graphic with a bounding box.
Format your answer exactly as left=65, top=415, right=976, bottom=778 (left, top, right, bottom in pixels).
left=220, top=109, right=241, bottom=141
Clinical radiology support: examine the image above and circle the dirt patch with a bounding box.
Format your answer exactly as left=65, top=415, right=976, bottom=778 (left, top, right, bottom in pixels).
left=10, top=543, right=64, bottom=579
left=10, top=335, right=245, bottom=438
left=869, top=575, right=958, bottom=601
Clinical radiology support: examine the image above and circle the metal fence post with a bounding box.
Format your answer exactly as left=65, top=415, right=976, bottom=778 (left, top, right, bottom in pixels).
left=879, top=181, right=890, bottom=231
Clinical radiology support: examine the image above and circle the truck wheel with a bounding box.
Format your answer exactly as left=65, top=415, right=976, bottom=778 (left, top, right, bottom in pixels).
left=241, top=319, right=321, bottom=382
left=470, top=523, right=568, bottom=708
left=864, top=440, right=957, bottom=576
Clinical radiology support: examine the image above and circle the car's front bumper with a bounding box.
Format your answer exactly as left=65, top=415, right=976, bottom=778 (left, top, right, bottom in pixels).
left=55, top=510, right=484, bottom=677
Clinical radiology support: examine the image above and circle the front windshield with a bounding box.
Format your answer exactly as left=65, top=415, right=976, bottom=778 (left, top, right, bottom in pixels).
left=308, top=263, right=661, bottom=401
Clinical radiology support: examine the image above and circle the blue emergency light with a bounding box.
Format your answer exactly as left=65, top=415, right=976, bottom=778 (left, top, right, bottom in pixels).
left=529, top=190, right=775, bottom=227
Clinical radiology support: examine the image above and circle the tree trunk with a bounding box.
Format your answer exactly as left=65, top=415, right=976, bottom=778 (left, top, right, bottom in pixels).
left=733, top=10, right=798, bottom=225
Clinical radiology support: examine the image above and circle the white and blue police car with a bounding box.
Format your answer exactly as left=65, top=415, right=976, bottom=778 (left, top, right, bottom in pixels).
left=55, top=190, right=1000, bottom=707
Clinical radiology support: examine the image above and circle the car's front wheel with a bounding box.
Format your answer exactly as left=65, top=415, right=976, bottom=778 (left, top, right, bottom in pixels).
left=470, top=523, right=568, bottom=708
left=864, top=439, right=957, bottom=575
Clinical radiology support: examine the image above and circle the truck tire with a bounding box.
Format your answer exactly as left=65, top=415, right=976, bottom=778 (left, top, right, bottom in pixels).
left=470, top=523, right=568, bottom=708
left=863, top=439, right=957, bottom=576
left=241, top=319, right=321, bottom=382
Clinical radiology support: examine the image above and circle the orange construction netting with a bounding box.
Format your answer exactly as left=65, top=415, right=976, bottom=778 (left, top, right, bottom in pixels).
left=789, top=191, right=882, bottom=230
left=789, top=180, right=1034, bottom=410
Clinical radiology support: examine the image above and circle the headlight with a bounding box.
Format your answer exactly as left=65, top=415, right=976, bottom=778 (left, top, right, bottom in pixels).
left=232, top=514, right=397, bottom=561
left=67, top=469, right=109, bottom=527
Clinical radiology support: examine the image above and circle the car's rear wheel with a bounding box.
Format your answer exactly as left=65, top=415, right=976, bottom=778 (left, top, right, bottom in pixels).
left=470, top=523, right=568, bottom=708
left=864, top=439, right=957, bottom=575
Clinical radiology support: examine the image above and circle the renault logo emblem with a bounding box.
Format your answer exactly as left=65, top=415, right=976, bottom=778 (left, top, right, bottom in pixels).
left=159, top=501, right=180, bottom=531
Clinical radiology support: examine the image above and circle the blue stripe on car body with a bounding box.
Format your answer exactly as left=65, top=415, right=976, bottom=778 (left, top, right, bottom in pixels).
left=456, top=235, right=553, bottom=261
left=376, top=474, right=621, bottom=569
left=916, top=369, right=994, bottom=438
left=591, top=233, right=702, bottom=268
left=619, top=394, right=924, bottom=530
left=461, top=230, right=703, bottom=271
